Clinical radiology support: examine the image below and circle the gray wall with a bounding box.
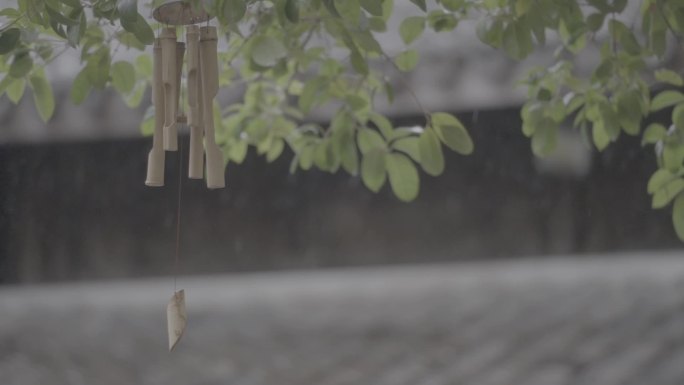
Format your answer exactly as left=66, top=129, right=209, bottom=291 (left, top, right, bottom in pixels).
left=0, top=107, right=680, bottom=284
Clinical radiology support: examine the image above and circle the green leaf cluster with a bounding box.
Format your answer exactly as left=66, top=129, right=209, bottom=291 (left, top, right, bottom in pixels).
left=6, top=0, right=684, bottom=238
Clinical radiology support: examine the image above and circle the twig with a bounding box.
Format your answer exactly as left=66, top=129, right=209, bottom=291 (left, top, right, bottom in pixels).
left=381, top=51, right=430, bottom=122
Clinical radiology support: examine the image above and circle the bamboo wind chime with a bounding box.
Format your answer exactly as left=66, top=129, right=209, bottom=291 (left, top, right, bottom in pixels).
left=145, top=1, right=225, bottom=352
left=145, top=2, right=225, bottom=190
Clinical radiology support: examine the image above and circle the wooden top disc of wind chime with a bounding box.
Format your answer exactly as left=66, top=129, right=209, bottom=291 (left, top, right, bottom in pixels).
left=152, top=0, right=213, bottom=25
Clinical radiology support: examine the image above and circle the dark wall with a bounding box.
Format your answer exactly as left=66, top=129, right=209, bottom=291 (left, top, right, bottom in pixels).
left=0, top=107, right=680, bottom=284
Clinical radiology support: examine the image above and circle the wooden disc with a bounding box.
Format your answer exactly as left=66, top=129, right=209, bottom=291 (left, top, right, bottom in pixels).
left=152, top=1, right=213, bottom=26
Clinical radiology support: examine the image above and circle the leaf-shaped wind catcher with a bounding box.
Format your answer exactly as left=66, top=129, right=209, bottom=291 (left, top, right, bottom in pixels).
left=167, top=289, right=187, bottom=351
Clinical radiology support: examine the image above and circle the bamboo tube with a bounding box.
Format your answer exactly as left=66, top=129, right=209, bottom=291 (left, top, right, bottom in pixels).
left=167, top=290, right=186, bottom=351
left=160, top=27, right=178, bottom=151
left=186, top=26, right=204, bottom=179
left=175, top=41, right=185, bottom=118
left=145, top=39, right=165, bottom=187
left=199, top=26, right=225, bottom=189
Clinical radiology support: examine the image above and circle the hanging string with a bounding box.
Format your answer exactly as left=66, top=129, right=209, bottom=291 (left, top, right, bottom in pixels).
left=173, top=14, right=187, bottom=292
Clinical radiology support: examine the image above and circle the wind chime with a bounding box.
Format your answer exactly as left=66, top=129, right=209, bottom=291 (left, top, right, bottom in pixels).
left=146, top=1, right=225, bottom=190
left=145, top=0, right=226, bottom=351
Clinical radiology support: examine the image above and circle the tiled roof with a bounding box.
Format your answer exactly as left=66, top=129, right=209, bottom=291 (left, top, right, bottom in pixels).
left=1, top=254, right=684, bottom=385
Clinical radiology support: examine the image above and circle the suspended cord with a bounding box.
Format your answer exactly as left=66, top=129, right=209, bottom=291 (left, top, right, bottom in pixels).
left=173, top=9, right=186, bottom=293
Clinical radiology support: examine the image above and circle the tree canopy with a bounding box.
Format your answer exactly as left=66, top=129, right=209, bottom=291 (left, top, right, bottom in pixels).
left=2, top=0, right=684, bottom=240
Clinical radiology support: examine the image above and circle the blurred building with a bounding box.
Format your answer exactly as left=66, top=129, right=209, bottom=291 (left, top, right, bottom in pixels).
left=1, top=3, right=683, bottom=283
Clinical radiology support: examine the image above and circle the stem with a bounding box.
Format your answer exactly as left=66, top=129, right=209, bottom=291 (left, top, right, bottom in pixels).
left=0, top=14, right=25, bottom=32
left=381, top=52, right=430, bottom=122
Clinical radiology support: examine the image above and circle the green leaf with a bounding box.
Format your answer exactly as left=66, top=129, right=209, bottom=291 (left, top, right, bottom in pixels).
left=340, top=138, right=359, bottom=175
left=350, top=48, right=368, bottom=75
left=9, top=53, right=33, bottom=78
left=299, top=77, right=325, bottom=113
left=71, top=68, right=91, bottom=105
left=651, top=90, right=684, bottom=112
left=314, top=140, right=338, bottom=171
left=609, top=19, right=640, bottom=55
left=361, top=149, right=387, bottom=192
left=597, top=101, right=620, bottom=139
left=0, top=75, right=13, bottom=94
left=400, top=16, right=425, bottom=45
left=515, top=0, right=532, bottom=15
left=45, top=4, right=79, bottom=26
left=222, top=0, right=246, bottom=24
left=616, top=91, right=642, bottom=136
left=652, top=178, right=684, bottom=209
left=418, top=127, right=445, bottom=176
left=386, top=152, right=419, bottom=202
left=360, top=0, right=383, bottom=16
left=559, top=16, right=587, bottom=53
left=284, top=0, right=299, bottom=22
left=322, top=0, right=340, bottom=17
left=663, top=143, right=684, bottom=172
left=392, top=136, right=421, bottom=162
left=0, top=28, right=21, bottom=55
left=121, top=13, right=154, bottom=45
left=6, top=77, right=25, bottom=104
left=642, top=123, right=667, bottom=146
left=655, top=69, right=684, bottom=86
left=346, top=94, right=368, bottom=111
left=381, top=0, right=394, bottom=20
left=124, top=81, right=146, bottom=108
left=251, top=35, right=287, bottom=67
left=358, top=128, right=386, bottom=154
left=586, top=13, right=605, bottom=32
left=29, top=71, right=55, bottom=122
left=429, top=112, right=460, bottom=128
left=409, top=0, right=427, bottom=12
left=427, top=10, right=457, bottom=32
left=267, top=139, right=285, bottom=163
left=111, top=61, right=135, bottom=94
left=369, top=112, right=393, bottom=139
left=116, top=0, right=137, bottom=24
left=86, top=49, right=110, bottom=89
left=229, top=141, right=249, bottom=163
left=135, top=14, right=154, bottom=45
left=335, top=0, right=361, bottom=21
left=503, top=19, right=533, bottom=60
left=135, top=54, right=152, bottom=77
left=476, top=18, right=504, bottom=48
left=672, top=194, right=684, bottom=241
left=673, top=104, right=684, bottom=130
left=353, top=31, right=382, bottom=53
left=531, top=122, right=557, bottom=156
left=66, top=10, right=87, bottom=47
left=139, top=106, right=154, bottom=136
left=648, top=169, right=676, bottom=194
left=299, top=144, right=315, bottom=170
left=431, top=112, right=473, bottom=154
left=592, top=120, right=611, bottom=151
left=395, top=49, right=418, bottom=72
left=368, top=17, right=387, bottom=32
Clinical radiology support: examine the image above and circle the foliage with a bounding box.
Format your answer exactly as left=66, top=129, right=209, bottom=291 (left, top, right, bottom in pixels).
left=3, top=0, right=684, bottom=240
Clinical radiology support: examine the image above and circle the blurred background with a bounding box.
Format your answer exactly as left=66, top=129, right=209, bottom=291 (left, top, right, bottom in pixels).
left=2, top=2, right=684, bottom=385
